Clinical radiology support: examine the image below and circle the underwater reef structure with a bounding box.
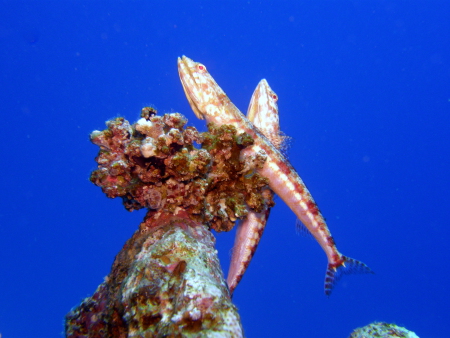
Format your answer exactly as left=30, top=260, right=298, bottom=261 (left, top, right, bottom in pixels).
left=65, top=108, right=274, bottom=337
left=65, top=58, right=417, bottom=337
left=349, top=322, right=420, bottom=338
left=64, top=105, right=421, bottom=338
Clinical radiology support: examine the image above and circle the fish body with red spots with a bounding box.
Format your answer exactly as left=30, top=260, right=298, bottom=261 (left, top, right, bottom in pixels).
left=227, top=79, right=278, bottom=295
left=178, top=56, right=372, bottom=296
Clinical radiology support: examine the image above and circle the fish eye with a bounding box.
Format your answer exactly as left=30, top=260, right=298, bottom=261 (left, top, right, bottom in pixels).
left=197, top=64, right=207, bottom=73
left=271, top=93, right=278, bottom=101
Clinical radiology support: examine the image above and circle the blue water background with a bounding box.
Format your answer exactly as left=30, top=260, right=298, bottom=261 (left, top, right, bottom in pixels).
left=1, top=2, right=449, bottom=337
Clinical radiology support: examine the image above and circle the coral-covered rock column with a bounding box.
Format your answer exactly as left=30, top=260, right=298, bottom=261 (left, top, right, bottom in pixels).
left=66, top=107, right=274, bottom=337
left=65, top=210, right=243, bottom=337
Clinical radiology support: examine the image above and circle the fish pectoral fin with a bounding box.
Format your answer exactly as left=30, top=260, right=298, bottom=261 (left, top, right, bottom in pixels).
left=295, top=219, right=314, bottom=238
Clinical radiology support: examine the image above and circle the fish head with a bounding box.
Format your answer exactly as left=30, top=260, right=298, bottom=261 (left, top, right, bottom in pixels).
left=247, top=79, right=280, bottom=138
left=177, top=56, right=226, bottom=121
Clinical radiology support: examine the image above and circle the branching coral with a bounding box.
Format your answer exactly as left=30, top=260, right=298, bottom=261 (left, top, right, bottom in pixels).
left=89, top=107, right=274, bottom=232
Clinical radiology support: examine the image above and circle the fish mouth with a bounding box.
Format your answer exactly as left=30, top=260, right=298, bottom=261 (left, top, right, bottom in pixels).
left=179, top=55, right=196, bottom=70
left=177, top=56, right=205, bottom=120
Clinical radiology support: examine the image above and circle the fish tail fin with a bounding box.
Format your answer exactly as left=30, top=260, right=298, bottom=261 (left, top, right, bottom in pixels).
left=324, top=255, right=373, bottom=296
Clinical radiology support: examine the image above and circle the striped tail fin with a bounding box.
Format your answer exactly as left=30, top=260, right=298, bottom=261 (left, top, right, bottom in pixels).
left=324, top=256, right=373, bottom=296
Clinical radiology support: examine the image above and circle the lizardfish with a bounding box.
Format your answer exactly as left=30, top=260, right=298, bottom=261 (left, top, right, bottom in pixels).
left=227, top=79, right=279, bottom=295
left=247, top=79, right=286, bottom=150
left=178, top=56, right=372, bottom=296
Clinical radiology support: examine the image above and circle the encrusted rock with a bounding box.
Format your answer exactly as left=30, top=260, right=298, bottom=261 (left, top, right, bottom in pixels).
left=65, top=211, right=243, bottom=338
left=349, top=322, right=420, bottom=338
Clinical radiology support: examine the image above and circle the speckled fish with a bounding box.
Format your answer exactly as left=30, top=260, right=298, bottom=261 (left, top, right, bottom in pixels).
left=178, top=56, right=372, bottom=296
left=247, top=79, right=287, bottom=150
left=227, top=79, right=279, bottom=295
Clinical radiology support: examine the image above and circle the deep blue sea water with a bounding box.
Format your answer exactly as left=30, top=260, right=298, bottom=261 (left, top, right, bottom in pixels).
left=1, top=2, right=449, bottom=337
